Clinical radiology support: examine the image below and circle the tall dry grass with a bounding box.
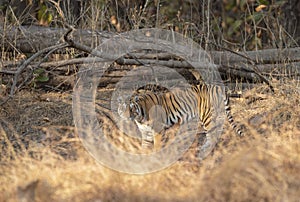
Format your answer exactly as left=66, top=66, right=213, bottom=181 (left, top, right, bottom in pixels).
left=0, top=80, right=299, bottom=201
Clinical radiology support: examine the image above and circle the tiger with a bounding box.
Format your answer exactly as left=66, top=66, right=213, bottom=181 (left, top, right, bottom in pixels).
left=117, top=82, right=243, bottom=158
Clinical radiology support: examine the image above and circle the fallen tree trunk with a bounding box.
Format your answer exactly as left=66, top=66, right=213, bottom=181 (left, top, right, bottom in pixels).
left=1, top=25, right=299, bottom=98
left=1, top=25, right=300, bottom=65
left=1, top=53, right=299, bottom=88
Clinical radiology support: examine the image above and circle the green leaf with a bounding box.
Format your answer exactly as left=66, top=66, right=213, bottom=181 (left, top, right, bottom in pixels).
left=232, top=20, right=242, bottom=31
left=34, top=68, right=44, bottom=75
left=35, top=75, right=49, bottom=82
left=228, top=19, right=242, bottom=36
left=37, top=4, right=47, bottom=21
left=247, top=12, right=263, bottom=22
left=46, top=13, right=53, bottom=23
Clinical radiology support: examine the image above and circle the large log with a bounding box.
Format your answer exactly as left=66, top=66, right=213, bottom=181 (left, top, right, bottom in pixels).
left=1, top=25, right=300, bottom=65
left=0, top=25, right=298, bottom=97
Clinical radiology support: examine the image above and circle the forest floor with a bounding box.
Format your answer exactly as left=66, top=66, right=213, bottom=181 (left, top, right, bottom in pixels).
left=0, top=79, right=299, bottom=202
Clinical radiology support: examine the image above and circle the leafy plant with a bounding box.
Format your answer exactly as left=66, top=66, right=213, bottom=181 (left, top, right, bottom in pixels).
left=32, top=68, right=49, bottom=88
left=37, top=2, right=53, bottom=26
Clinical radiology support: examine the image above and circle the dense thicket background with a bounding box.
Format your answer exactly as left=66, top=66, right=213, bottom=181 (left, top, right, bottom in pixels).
left=1, top=0, right=299, bottom=50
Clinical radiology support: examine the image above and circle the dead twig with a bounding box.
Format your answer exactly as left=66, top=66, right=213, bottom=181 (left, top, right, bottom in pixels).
left=63, top=26, right=114, bottom=60
left=10, top=43, right=69, bottom=96
left=0, top=43, right=69, bottom=105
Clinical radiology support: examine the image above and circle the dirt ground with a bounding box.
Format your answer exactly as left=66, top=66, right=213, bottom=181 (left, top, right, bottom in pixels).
left=0, top=79, right=300, bottom=202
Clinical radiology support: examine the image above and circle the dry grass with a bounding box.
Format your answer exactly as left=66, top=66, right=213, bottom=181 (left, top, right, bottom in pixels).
left=0, top=80, right=299, bottom=201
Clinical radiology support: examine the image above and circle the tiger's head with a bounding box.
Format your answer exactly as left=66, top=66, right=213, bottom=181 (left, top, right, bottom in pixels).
left=118, top=91, right=155, bottom=123
left=117, top=94, right=146, bottom=123
left=117, top=91, right=167, bottom=133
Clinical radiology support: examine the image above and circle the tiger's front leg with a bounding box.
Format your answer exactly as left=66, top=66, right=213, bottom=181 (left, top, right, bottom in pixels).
left=135, top=121, right=155, bottom=150
left=141, top=130, right=155, bottom=149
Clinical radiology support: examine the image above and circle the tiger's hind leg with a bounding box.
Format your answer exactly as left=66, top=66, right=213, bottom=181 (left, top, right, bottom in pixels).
left=197, top=132, right=218, bottom=160
left=197, top=122, right=223, bottom=160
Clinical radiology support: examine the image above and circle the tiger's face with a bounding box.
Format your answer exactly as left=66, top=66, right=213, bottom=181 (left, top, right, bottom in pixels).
left=117, top=95, right=144, bottom=122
